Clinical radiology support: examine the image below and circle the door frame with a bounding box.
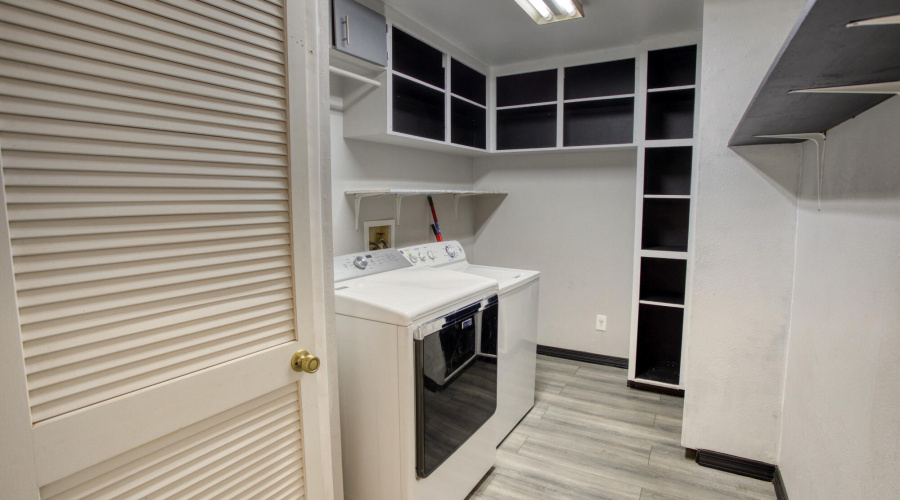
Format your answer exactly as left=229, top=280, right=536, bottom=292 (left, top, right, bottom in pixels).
left=0, top=0, right=342, bottom=497
left=284, top=0, right=343, bottom=498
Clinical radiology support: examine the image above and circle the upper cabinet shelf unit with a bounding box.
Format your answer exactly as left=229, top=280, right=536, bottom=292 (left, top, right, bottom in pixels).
left=338, top=25, right=699, bottom=157
left=730, top=0, right=900, bottom=146
left=496, top=59, right=636, bottom=151
left=344, top=25, right=489, bottom=154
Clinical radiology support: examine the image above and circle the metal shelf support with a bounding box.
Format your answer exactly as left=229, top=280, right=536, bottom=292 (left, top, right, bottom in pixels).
left=757, top=132, right=826, bottom=210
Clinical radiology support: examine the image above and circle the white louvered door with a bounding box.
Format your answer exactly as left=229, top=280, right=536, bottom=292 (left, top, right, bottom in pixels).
left=0, top=0, right=336, bottom=499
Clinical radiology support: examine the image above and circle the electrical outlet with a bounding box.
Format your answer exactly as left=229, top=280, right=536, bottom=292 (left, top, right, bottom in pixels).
left=595, top=315, right=607, bottom=332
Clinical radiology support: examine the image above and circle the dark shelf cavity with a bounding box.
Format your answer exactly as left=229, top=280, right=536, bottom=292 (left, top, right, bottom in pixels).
left=639, top=257, right=687, bottom=305
left=635, top=303, right=684, bottom=385
left=451, top=59, right=486, bottom=106
left=646, top=89, right=695, bottom=140
left=392, top=75, right=444, bottom=142
left=392, top=27, right=444, bottom=89
left=641, top=198, right=690, bottom=252
left=644, top=147, right=693, bottom=195
left=564, top=59, right=635, bottom=100
left=497, top=105, right=556, bottom=150
left=497, top=70, right=557, bottom=107
left=647, top=45, right=697, bottom=89
left=451, top=97, right=486, bottom=149
left=563, top=98, right=634, bottom=146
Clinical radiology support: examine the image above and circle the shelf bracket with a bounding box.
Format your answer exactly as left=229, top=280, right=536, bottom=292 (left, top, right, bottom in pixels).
left=353, top=193, right=383, bottom=231
left=757, top=133, right=826, bottom=210
left=395, top=195, right=404, bottom=226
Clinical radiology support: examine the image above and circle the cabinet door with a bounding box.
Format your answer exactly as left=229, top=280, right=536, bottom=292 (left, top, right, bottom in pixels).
left=333, top=0, right=387, bottom=66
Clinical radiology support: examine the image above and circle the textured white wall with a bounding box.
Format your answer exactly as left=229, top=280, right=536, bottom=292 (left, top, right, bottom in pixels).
left=779, top=97, right=900, bottom=499
left=330, top=110, right=476, bottom=256
left=472, top=150, right=637, bottom=358
left=681, top=0, right=807, bottom=462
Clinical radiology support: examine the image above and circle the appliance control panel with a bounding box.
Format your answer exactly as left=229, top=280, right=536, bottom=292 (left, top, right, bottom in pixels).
left=334, top=247, right=412, bottom=283
left=397, top=241, right=466, bottom=267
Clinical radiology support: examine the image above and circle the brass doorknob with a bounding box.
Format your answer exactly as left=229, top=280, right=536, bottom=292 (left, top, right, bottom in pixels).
left=291, top=349, right=321, bottom=373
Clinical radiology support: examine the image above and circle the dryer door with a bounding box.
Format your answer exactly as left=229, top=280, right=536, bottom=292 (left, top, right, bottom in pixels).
left=414, top=298, right=498, bottom=478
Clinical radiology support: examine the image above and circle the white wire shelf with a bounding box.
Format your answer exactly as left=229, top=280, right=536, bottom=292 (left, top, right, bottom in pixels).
left=346, top=189, right=507, bottom=230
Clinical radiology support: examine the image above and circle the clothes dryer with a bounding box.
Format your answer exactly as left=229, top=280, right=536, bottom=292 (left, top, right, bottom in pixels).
left=333, top=248, right=499, bottom=500
left=398, top=241, right=540, bottom=446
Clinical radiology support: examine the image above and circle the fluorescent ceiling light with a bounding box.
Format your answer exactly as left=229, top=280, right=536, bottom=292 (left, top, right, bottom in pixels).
left=549, top=0, right=578, bottom=17
left=526, top=0, right=553, bottom=21
left=514, top=0, right=584, bottom=25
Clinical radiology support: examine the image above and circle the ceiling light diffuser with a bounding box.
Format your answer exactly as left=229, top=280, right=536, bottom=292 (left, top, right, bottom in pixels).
left=514, top=0, right=584, bottom=25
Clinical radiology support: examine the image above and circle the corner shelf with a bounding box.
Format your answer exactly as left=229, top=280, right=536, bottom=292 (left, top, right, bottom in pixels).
left=346, top=189, right=506, bottom=230
left=730, top=0, right=900, bottom=146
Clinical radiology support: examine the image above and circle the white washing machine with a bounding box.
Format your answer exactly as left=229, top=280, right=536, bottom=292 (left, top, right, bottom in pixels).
left=398, top=241, right=540, bottom=446
left=333, top=248, right=499, bottom=500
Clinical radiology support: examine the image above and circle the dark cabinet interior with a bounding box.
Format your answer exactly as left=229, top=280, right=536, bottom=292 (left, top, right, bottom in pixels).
left=392, top=27, right=444, bottom=88
left=451, top=97, right=486, bottom=149
left=635, top=304, right=684, bottom=385
left=644, top=147, right=693, bottom=195
left=563, top=98, right=634, bottom=146
left=451, top=59, right=486, bottom=106
left=496, top=70, right=557, bottom=107
left=564, top=59, right=635, bottom=99
left=646, top=89, right=695, bottom=140
left=647, top=45, right=697, bottom=89
left=497, top=105, right=556, bottom=150
left=393, top=75, right=444, bottom=141
left=639, top=258, right=687, bottom=305
left=641, top=198, right=690, bottom=252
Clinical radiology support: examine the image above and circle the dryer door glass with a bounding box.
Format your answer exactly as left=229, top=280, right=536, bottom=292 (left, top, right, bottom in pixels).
left=415, top=300, right=498, bottom=478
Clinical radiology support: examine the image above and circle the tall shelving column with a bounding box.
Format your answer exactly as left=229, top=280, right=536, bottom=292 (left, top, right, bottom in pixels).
left=628, top=41, right=700, bottom=395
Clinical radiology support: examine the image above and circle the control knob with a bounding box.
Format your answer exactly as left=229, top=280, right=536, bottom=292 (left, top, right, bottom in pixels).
left=408, top=253, right=418, bottom=263
left=427, top=251, right=435, bottom=260
left=353, top=256, right=368, bottom=269
left=418, top=252, right=427, bottom=262
left=445, top=245, right=457, bottom=258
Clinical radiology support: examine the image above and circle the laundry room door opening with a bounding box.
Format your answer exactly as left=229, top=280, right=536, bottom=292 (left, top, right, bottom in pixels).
left=0, top=0, right=338, bottom=498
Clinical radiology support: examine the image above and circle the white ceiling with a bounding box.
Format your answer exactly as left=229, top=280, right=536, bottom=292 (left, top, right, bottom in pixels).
left=380, top=0, right=703, bottom=67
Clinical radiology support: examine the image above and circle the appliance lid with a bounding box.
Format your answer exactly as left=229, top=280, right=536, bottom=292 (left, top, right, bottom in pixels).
left=334, top=267, right=498, bottom=326
left=448, top=263, right=540, bottom=292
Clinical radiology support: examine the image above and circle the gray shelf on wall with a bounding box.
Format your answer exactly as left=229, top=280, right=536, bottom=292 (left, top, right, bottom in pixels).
left=730, top=0, right=900, bottom=146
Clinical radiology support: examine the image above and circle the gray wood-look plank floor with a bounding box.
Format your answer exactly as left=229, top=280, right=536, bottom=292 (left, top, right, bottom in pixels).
left=467, top=355, right=777, bottom=500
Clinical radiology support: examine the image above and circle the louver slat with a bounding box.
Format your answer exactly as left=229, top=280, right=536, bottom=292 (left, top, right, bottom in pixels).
left=0, top=0, right=297, bottom=435
left=39, top=385, right=305, bottom=500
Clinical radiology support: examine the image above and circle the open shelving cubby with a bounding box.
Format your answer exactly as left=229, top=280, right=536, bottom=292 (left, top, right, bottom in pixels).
left=639, top=257, right=687, bottom=306
left=629, top=41, right=699, bottom=395
left=634, top=304, right=684, bottom=385
left=644, top=146, right=693, bottom=195
left=641, top=198, right=690, bottom=252
left=392, top=74, right=445, bottom=141
left=496, top=70, right=558, bottom=150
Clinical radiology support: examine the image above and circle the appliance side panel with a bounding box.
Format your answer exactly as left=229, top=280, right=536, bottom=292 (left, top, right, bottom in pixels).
left=335, top=315, right=402, bottom=500
left=494, top=279, right=540, bottom=444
